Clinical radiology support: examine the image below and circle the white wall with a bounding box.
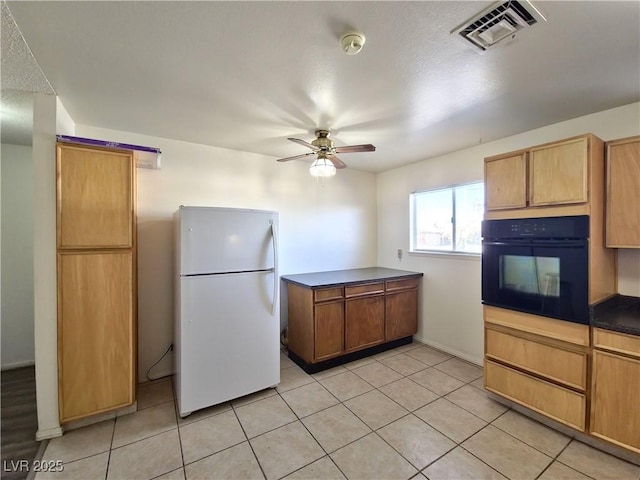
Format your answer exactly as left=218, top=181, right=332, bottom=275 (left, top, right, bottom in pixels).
left=75, top=125, right=378, bottom=380
left=377, top=102, right=640, bottom=365
left=1, top=143, right=34, bottom=369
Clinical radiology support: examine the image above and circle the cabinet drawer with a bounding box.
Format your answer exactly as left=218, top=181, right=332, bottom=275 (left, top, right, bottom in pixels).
left=593, top=328, right=640, bottom=358
left=345, top=282, right=384, bottom=297
left=486, top=328, right=587, bottom=390
left=314, top=287, right=344, bottom=302
left=485, top=360, right=586, bottom=431
left=483, top=306, right=589, bottom=346
left=385, top=278, right=419, bottom=292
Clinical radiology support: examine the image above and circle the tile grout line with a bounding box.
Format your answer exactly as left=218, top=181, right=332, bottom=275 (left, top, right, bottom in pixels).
left=172, top=378, right=187, bottom=478
left=103, top=413, right=117, bottom=480
left=228, top=399, right=268, bottom=480
left=544, top=439, right=600, bottom=480
left=276, top=386, right=352, bottom=480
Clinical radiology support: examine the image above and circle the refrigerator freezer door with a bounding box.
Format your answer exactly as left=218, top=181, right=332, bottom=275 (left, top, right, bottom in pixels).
left=178, top=206, right=277, bottom=275
left=176, top=271, right=280, bottom=416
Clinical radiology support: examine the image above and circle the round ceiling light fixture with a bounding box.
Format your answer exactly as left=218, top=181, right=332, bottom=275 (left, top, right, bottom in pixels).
left=340, top=30, right=366, bottom=55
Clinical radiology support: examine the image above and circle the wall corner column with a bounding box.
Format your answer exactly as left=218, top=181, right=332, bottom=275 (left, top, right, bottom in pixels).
left=32, top=93, right=62, bottom=440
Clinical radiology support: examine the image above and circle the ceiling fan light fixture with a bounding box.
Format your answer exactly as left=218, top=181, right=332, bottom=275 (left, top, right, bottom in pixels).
left=309, top=157, right=336, bottom=177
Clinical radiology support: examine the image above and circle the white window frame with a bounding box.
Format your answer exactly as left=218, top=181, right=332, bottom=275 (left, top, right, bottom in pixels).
left=410, top=181, right=484, bottom=256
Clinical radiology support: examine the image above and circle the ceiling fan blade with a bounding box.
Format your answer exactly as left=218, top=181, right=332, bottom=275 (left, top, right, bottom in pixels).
left=334, top=144, right=376, bottom=154
left=288, top=137, right=319, bottom=151
left=328, top=154, right=347, bottom=169
left=276, top=152, right=316, bottom=162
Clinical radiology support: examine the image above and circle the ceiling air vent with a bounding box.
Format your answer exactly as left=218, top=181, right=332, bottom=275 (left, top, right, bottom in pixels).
left=451, top=0, right=546, bottom=53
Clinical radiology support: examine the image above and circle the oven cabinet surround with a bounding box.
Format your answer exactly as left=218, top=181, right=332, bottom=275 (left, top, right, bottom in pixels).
left=483, top=306, right=590, bottom=431
left=56, top=142, right=137, bottom=423
left=484, top=133, right=616, bottom=307
left=605, top=136, right=640, bottom=248
left=283, top=268, right=422, bottom=372
left=590, top=328, right=640, bottom=454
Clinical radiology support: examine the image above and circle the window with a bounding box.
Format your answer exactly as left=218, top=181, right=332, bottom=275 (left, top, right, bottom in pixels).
left=411, top=182, right=484, bottom=254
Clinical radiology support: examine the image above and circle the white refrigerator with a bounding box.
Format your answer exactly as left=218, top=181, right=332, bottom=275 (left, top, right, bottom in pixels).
left=174, top=206, right=280, bottom=417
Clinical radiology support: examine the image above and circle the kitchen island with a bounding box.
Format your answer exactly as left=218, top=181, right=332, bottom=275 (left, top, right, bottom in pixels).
left=282, top=267, right=423, bottom=373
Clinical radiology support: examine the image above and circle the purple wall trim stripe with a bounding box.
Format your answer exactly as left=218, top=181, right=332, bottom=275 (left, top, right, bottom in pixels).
left=56, top=135, right=161, bottom=154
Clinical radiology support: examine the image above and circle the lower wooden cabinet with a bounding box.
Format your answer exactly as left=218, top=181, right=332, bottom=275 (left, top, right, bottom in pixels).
left=58, top=251, right=135, bottom=422
left=286, top=274, right=420, bottom=370
left=483, top=306, right=589, bottom=432
left=590, top=329, right=640, bottom=454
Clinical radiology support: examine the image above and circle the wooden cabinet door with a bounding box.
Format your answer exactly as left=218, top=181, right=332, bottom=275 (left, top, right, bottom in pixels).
left=485, top=153, right=527, bottom=210
left=58, top=251, right=135, bottom=422
left=57, top=143, right=133, bottom=249
left=529, top=137, right=589, bottom=206
left=606, top=137, right=640, bottom=247
left=590, top=350, right=640, bottom=453
left=345, top=295, right=385, bottom=352
left=385, top=289, right=418, bottom=340
left=314, top=301, right=344, bottom=361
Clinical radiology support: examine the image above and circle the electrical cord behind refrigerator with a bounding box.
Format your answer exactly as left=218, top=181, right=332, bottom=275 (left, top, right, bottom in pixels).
left=146, top=343, right=174, bottom=381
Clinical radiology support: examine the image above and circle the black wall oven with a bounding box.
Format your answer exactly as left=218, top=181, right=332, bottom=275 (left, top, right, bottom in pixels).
left=482, top=216, right=589, bottom=325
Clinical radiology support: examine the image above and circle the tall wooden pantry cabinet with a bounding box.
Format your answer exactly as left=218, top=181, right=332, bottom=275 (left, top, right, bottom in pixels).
left=56, top=142, right=137, bottom=423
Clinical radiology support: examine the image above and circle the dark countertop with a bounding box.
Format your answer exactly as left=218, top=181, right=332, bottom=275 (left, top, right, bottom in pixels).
left=591, top=294, right=640, bottom=337
left=281, top=267, right=423, bottom=288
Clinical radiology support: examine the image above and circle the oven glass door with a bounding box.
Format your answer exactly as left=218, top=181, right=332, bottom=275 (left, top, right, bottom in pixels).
left=482, top=239, right=589, bottom=324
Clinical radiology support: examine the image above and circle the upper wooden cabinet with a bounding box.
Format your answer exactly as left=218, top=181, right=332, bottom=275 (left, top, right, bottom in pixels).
left=605, top=136, right=640, bottom=248
left=485, top=134, right=603, bottom=217
left=57, top=143, right=134, bottom=249
left=529, top=136, right=589, bottom=206
left=485, top=153, right=527, bottom=210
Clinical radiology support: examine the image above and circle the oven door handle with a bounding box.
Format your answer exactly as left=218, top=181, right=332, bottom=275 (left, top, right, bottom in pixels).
left=483, top=240, right=586, bottom=248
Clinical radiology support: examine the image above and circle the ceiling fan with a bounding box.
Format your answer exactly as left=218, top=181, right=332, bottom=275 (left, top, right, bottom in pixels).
left=276, top=130, right=375, bottom=176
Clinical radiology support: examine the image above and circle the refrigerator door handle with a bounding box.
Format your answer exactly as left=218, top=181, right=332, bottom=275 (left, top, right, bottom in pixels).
left=271, top=221, right=279, bottom=316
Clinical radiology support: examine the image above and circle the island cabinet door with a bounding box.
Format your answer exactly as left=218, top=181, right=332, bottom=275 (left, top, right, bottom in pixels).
left=385, top=289, right=418, bottom=340
left=314, top=301, right=344, bottom=361
left=345, top=295, right=385, bottom=352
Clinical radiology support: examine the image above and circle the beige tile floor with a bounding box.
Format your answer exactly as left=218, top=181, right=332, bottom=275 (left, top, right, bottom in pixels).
left=35, top=342, right=640, bottom=480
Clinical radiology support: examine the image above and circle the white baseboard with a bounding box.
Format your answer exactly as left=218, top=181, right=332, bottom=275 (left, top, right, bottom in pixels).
left=36, top=426, right=63, bottom=441
left=1, top=360, right=36, bottom=371
left=413, top=335, right=483, bottom=367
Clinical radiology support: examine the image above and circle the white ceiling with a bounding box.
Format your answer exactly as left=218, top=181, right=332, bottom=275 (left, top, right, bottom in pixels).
left=2, top=1, right=639, bottom=172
